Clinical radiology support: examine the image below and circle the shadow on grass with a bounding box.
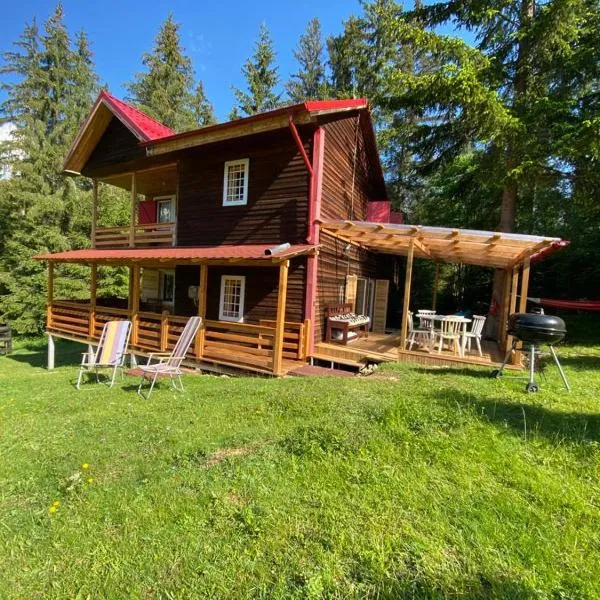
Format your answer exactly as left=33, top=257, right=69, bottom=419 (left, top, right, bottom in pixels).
left=416, top=367, right=495, bottom=379
left=557, top=354, right=600, bottom=371
left=3, top=338, right=84, bottom=369
left=437, top=388, right=600, bottom=444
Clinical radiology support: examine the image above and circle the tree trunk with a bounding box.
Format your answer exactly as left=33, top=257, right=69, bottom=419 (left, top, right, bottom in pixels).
left=485, top=0, right=534, bottom=340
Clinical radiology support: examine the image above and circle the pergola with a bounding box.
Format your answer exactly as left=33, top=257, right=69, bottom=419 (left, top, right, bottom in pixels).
left=320, top=220, right=566, bottom=357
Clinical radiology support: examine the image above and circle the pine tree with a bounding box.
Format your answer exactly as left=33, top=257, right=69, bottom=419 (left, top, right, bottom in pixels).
left=231, top=23, right=281, bottom=117
left=191, top=81, right=216, bottom=127
left=0, top=4, right=98, bottom=333
left=286, top=18, right=327, bottom=102
left=127, top=15, right=213, bottom=132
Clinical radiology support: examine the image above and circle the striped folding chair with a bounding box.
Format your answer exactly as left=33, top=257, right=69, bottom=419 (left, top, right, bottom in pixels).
left=76, top=320, right=132, bottom=389
left=136, top=316, right=202, bottom=399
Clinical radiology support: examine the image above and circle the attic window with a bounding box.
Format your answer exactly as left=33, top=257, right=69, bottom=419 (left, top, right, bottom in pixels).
left=222, top=159, right=249, bottom=206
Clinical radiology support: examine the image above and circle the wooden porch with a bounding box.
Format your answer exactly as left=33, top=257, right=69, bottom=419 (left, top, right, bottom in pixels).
left=314, top=332, right=508, bottom=370
left=47, top=300, right=309, bottom=376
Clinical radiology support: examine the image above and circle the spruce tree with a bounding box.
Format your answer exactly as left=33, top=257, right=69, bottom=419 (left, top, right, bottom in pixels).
left=0, top=4, right=98, bottom=333
left=286, top=18, right=327, bottom=102
left=191, top=82, right=216, bottom=127
left=231, top=23, right=281, bottom=117
left=127, top=15, right=213, bottom=132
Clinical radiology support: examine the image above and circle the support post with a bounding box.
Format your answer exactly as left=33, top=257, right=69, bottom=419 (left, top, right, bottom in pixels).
left=195, top=264, right=208, bottom=358
left=499, top=269, right=512, bottom=351
left=47, top=334, right=55, bottom=370
left=400, top=239, right=415, bottom=350
left=432, top=262, right=440, bottom=311
left=160, top=310, right=169, bottom=352
left=507, top=267, right=520, bottom=361
left=89, top=264, right=97, bottom=338
left=273, top=260, right=289, bottom=376
left=47, top=262, right=54, bottom=329
left=129, top=173, right=137, bottom=247
left=515, top=257, right=531, bottom=364
left=91, top=179, right=98, bottom=248
left=129, top=264, right=140, bottom=346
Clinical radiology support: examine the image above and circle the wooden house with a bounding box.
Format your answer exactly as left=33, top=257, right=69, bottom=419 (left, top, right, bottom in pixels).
left=36, top=91, right=565, bottom=375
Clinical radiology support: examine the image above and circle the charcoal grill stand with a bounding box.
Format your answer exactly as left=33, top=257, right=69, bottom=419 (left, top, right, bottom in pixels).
left=492, top=341, right=571, bottom=393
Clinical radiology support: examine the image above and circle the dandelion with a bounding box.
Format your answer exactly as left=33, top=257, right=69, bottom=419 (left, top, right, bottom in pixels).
left=48, top=506, right=58, bottom=515
left=52, top=500, right=60, bottom=508
left=81, top=463, right=89, bottom=470
left=86, top=478, right=94, bottom=484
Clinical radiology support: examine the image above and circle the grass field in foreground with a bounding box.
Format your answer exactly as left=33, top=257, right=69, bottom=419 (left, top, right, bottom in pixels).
left=0, top=336, right=599, bottom=599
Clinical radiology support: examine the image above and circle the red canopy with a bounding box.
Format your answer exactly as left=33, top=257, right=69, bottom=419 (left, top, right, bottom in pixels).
left=529, top=297, right=600, bottom=312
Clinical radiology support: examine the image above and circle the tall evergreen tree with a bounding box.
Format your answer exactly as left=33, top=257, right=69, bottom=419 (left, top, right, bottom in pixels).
left=127, top=15, right=214, bottom=131
left=286, top=18, right=327, bottom=102
left=0, top=4, right=98, bottom=333
left=191, top=81, right=216, bottom=127
left=231, top=23, right=281, bottom=117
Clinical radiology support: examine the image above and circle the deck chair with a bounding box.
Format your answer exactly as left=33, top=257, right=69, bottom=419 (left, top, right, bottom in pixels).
left=463, top=315, right=486, bottom=356
left=76, top=320, right=132, bottom=389
left=136, top=316, right=201, bottom=399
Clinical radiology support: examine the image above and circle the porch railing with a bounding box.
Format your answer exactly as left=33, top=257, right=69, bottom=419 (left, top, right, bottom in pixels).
left=93, top=222, right=176, bottom=248
left=47, top=301, right=307, bottom=373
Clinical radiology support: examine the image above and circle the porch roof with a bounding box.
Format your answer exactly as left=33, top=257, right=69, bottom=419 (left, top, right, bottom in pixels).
left=320, top=220, right=567, bottom=269
left=35, top=244, right=317, bottom=266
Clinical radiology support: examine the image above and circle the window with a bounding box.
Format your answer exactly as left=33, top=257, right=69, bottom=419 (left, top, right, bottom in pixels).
left=222, top=159, right=249, bottom=206
left=160, top=271, right=175, bottom=302
left=219, top=275, right=246, bottom=322
left=156, top=196, right=176, bottom=223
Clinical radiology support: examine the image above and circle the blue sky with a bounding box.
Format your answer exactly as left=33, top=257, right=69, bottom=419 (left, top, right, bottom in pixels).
left=1, top=0, right=367, bottom=121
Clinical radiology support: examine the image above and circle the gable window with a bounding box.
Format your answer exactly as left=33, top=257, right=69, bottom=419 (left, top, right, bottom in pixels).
left=219, top=275, right=246, bottom=322
left=222, top=159, right=249, bottom=206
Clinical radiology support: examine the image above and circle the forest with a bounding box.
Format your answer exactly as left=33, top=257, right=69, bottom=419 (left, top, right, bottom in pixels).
left=0, top=0, right=599, bottom=334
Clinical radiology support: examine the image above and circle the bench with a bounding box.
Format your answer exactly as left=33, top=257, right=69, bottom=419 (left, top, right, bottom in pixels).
left=325, top=303, right=370, bottom=345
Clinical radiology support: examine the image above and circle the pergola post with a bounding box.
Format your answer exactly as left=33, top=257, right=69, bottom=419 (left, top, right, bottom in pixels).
left=89, top=264, right=97, bottom=338
left=272, top=260, right=289, bottom=376
left=506, top=267, right=519, bottom=356
left=91, top=180, right=98, bottom=249
left=499, top=269, right=512, bottom=350
left=399, top=239, right=415, bottom=350
left=432, top=262, right=440, bottom=311
left=129, top=173, right=137, bottom=247
left=195, top=263, right=208, bottom=359
left=514, top=256, right=531, bottom=364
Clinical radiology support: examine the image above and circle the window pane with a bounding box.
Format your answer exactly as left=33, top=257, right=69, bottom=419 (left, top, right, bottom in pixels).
left=225, top=162, right=247, bottom=203
left=221, top=277, right=243, bottom=319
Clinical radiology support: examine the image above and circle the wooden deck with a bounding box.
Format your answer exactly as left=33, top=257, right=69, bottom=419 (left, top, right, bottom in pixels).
left=314, top=331, right=515, bottom=370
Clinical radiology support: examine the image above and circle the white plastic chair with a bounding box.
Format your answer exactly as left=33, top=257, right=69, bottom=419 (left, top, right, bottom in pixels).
left=463, top=315, right=486, bottom=356
left=76, top=320, right=132, bottom=389
left=406, top=311, right=434, bottom=350
left=136, top=316, right=202, bottom=398
left=434, top=316, right=463, bottom=356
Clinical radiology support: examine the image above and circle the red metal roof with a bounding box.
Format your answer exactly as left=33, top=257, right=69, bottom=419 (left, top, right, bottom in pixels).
left=99, top=91, right=175, bottom=141
left=144, top=98, right=369, bottom=147
left=35, top=244, right=316, bottom=264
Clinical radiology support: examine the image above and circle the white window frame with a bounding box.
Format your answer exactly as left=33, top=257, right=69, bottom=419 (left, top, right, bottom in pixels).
left=155, top=195, right=176, bottom=224
left=219, top=275, right=246, bottom=322
left=222, top=158, right=249, bottom=206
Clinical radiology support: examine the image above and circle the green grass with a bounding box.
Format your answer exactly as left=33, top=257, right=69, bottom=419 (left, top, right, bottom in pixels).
left=0, top=336, right=599, bottom=599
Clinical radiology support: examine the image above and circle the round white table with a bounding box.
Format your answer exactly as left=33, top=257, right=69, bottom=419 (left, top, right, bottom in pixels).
left=419, top=315, right=472, bottom=357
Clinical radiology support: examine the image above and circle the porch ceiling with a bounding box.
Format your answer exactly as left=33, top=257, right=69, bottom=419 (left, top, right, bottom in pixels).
left=320, top=220, right=566, bottom=269
left=99, top=164, right=178, bottom=196
left=34, top=244, right=318, bottom=266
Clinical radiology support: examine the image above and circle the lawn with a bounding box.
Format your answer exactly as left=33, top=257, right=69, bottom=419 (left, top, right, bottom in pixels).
left=0, top=333, right=599, bottom=599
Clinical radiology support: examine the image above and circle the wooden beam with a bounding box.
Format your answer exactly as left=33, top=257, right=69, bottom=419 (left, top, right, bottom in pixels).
left=519, top=257, right=531, bottom=313
left=130, top=265, right=140, bottom=345
left=47, top=263, right=54, bottom=329
left=432, top=262, right=440, bottom=311
left=89, top=264, right=97, bottom=338
left=272, top=260, right=289, bottom=376
left=129, top=173, right=136, bottom=247
left=195, top=264, right=208, bottom=359
left=399, top=239, right=415, bottom=349
left=91, top=180, right=98, bottom=249
left=499, top=269, right=512, bottom=350
left=508, top=267, right=520, bottom=360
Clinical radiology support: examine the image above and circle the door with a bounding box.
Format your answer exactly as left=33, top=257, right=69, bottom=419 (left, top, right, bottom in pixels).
left=156, top=195, right=176, bottom=224
left=372, top=279, right=389, bottom=334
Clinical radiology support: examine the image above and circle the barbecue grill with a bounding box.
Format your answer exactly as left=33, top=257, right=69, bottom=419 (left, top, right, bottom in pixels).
left=491, top=311, right=570, bottom=392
